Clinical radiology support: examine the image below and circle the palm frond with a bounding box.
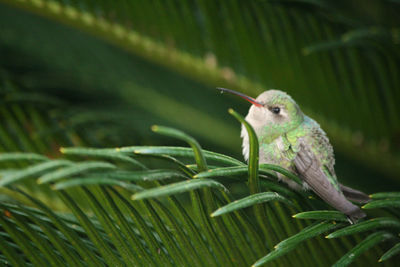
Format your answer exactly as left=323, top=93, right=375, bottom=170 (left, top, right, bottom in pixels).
left=1, top=122, right=398, bottom=266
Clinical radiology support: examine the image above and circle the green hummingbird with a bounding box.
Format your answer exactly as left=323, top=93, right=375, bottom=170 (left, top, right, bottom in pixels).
left=218, top=87, right=369, bottom=222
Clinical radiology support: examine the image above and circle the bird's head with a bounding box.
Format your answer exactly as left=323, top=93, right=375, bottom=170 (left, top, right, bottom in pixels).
left=219, top=88, right=304, bottom=140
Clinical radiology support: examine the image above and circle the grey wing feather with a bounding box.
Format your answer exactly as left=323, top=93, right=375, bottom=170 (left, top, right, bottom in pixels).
left=293, top=143, right=366, bottom=221
left=339, top=184, right=370, bottom=204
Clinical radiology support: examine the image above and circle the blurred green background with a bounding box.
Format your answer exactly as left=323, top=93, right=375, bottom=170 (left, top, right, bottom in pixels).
left=0, top=0, right=399, bottom=194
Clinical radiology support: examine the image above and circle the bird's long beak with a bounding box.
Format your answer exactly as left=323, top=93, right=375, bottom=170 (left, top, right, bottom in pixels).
left=217, top=87, right=263, bottom=107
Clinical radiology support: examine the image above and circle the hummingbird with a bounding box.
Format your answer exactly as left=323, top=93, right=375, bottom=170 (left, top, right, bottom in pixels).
left=218, top=87, right=370, bottom=222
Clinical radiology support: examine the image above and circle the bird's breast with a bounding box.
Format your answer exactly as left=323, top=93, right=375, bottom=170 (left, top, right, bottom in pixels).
left=259, top=136, right=294, bottom=169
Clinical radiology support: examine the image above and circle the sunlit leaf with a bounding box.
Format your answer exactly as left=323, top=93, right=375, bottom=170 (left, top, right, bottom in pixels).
left=60, top=147, right=146, bottom=169
left=212, top=192, right=293, bottom=217
left=370, top=192, right=400, bottom=199
left=37, top=162, right=116, bottom=184
left=131, top=178, right=228, bottom=200
left=275, top=221, right=344, bottom=249
left=0, top=160, right=73, bottom=186
left=326, top=217, right=400, bottom=238
left=151, top=125, right=208, bottom=172
left=362, top=199, right=400, bottom=209
left=0, top=153, right=48, bottom=163
left=293, top=211, right=348, bottom=222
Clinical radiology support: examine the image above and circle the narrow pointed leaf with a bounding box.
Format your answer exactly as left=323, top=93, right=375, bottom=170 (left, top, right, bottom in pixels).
left=37, top=161, right=116, bottom=184
left=131, top=179, right=228, bottom=200
left=194, top=166, right=277, bottom=179
left=0, top=160, right=73, bottom=186
left=111, top=169, right=188, bottom=181
left=52, top=177, right=143, bottom=191
left=194, top=166, right=248, bottom=178
left=293, top=211, right=348, bottom=222
left=212, top=192, right=293, bottom=217
left=81, top=187, right=138, bottom=265
left=260, top=164, right=302, bottom=185
left=60, top=147, right=147, bottom=169
left=73, top=169, right=187, bottom=182
left=379, top=242, right=400, bottom=262
left=0, top=233, right=27, bottom=267
left=260, top=179, right=298, bottom=198
left=58, top=169, right=185, bottom=182
left=362, top=199, right=400, bottom=209
left=229, top=109, right=260, bottom=193
left=16, top=205, right=84, bottom=267
left=111, top=190, right=173, bottom=265
left=151, top=125, right=208, bottom=171
left=326, top=217, right=400, bottom=238
left=370, top=192, right=400, bottom=199
left=102, top=188, right=156, bottom=266
left=0, top=216, right=46, bottom=266
left=12, top=188, right=104, bottom=266
left=6, top=211, right=64, bottom=266
left=119, top=146, right=244, bottom=166
left=57, top=191, right=124, bottom=267
left=332, top=231, right=393, bottom=267
left=0, top=152, right=48, bottom=162
left=276, top=221, right=345, bottom=249
left=252, top=245, right=295, bottom=267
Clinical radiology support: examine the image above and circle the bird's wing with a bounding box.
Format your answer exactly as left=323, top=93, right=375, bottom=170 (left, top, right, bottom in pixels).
left=293, top=141, right=366, bottom=221
left=339, top=184, right=370, bottom=204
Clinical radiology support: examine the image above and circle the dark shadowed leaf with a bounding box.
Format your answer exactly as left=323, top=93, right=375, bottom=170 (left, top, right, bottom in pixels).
left=379, top=242, right=400, bottom=262
left=332, top=231, right=394, bottom=267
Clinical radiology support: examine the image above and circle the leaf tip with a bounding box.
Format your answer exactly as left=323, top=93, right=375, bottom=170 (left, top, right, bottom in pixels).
left=59, top=147, right=66, bottom=153
left=228, top=108, right=234, bottom=114
left=325, top=234, right=332, bottom=239
left=210, top=210, right=220, bottom=217
left=151, top=125, right=159, bottom=132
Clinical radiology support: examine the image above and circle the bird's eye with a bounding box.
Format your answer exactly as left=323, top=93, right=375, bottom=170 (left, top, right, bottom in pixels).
left=271, top=107, right=280, bottom=114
